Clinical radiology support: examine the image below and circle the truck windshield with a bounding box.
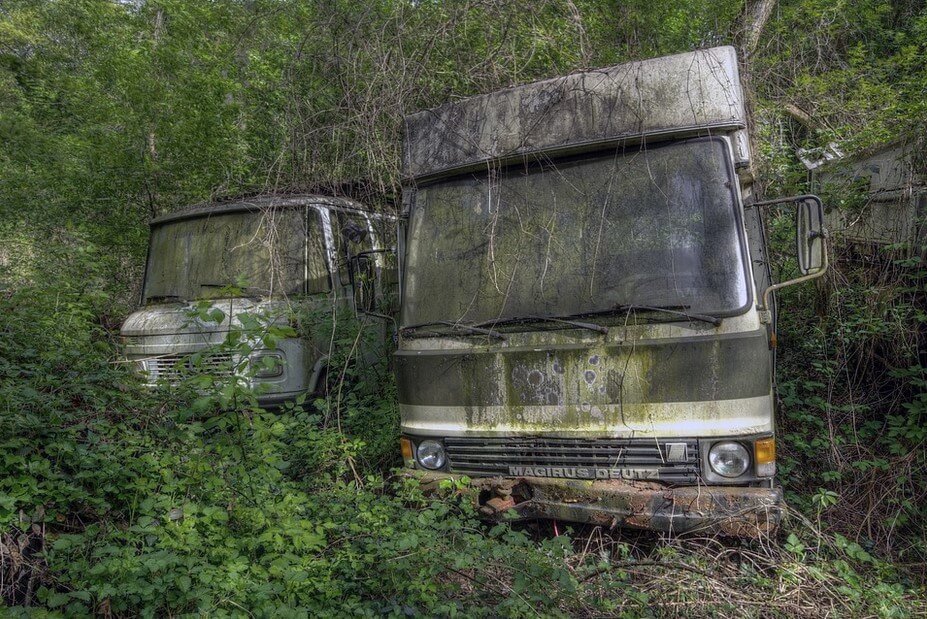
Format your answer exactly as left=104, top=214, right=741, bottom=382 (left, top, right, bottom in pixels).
left=401, top=138, right=750, bottom=326
left=143, top=208, right=328, bottom=302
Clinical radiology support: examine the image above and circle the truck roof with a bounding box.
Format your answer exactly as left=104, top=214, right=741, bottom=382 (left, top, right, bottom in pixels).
left=814, top=140, right=923, bottom=196
left=403, top=46, right=746, bottom=180
left=150, top=194, right=385, bottom=227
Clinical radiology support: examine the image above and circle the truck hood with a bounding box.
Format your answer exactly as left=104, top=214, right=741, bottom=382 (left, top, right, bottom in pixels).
left=120, top=298, right=268, bottom=337
left=396, top=315, right=774, bottom=438
left=120, top=298, right=286, bottom=337
left=120, top=298, right=293, bottom=358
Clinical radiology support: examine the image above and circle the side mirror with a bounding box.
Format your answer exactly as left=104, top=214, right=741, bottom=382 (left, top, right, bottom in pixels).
left=796, top=196, right=825, bottom=275
left=350, top=254, right=376, bottom=313
left=342, top=221, right=369, bottom=244
left=751, top=194, right=829, bottom=323
left=348, top=249, right=400, bottom=318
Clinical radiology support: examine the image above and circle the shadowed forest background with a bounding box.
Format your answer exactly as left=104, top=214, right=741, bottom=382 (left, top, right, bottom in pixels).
left=1, top=0, right=926, bottom=616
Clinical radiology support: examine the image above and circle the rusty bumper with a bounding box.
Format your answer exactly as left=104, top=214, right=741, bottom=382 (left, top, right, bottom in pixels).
left=413, top=472, right=782, bottom=537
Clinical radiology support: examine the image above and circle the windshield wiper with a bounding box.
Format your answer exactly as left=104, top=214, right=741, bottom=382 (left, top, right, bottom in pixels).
left=199, top=283, right=264, bottom=298
left=400, top=320, right=505, bottom=340
left=474, top=315, right=608, bottom=334
left=575, top=304, right=722, bottom=327
left=147, top=295, right=184, bottom=303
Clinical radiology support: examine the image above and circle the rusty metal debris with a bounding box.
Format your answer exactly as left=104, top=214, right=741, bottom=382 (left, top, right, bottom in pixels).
left=411, top=471, right=781, bottom=538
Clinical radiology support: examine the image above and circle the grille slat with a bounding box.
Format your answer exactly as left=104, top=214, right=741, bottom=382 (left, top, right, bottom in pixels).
left=447, top=454, right=671, bottom=465
left=449, top=469, right=701, bottom=481
left=146, top=353, right=235, bottom=385
left=446, top=445, right=670, bottom=456
left=444, top=437, right=699, bottom=483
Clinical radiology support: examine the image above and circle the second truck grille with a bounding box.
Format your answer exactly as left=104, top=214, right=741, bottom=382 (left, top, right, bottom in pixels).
left=146, top=352, right=235, bottom=384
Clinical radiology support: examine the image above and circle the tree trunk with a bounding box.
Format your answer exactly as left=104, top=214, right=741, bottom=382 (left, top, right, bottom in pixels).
left=146, top=7, right=164, bottom=218
left=735, top=0, right=778, bottom=202
left=738, top=0, right=777, bottom=57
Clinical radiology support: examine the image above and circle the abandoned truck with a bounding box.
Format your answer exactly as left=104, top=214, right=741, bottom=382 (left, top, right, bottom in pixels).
left=395, top=47, right=827, bottom=535
left=121, top=194, right=397, bottom=407
left=812, top=139, right=926, bottom=252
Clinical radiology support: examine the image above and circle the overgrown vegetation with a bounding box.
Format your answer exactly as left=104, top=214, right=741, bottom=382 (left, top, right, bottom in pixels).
left=2, top=0, right=927, bottom=616
left=775, top=244, right=927, bottom=560
left=2, top=286, right=923, bottom=616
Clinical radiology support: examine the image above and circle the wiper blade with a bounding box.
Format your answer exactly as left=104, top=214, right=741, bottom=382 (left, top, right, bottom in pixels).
left=199, top=283, right=264, bottom=298
left=474, top=315, right=608, bottom=334
left=199, top=283, right=263, bottom=292
left=577, top=304, right=722, bottom=327
left=147, top=295, right=183, bottom=303
left=400, top=320, right=504, bottom=340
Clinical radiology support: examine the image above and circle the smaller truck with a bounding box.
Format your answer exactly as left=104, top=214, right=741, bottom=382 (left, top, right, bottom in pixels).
left=122, top=194, right=396, bottom=407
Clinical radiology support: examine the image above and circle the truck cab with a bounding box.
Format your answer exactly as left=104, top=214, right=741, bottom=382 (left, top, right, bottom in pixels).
left=122, top=194, right=396, bottom=407
left=395, top=47, right=826, bottom=535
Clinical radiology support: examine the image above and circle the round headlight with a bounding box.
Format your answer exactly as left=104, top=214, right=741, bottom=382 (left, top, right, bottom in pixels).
left=708, top=442, right=750, bottom=478
left=415, top=440, right=446, bottom=470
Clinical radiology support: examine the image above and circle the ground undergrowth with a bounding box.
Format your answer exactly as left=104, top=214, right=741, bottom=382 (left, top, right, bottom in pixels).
left=1, top=278, right=925, bottom=617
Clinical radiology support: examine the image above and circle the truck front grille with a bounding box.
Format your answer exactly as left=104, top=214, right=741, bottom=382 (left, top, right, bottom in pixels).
left=145, top=352, right=235, bottom=385
left=444, top=436, right=699, bottom=484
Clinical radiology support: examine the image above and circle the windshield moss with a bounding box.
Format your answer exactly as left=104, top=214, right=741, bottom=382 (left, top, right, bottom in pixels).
left=401, top=138, right=750, bottom=326
left=143, top=208, right=327, bottom=302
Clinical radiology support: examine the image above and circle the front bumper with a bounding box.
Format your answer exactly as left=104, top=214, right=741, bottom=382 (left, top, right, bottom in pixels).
left=254, top=389, right=309, bottom=409
left=412, top=471, right=782, bottom=537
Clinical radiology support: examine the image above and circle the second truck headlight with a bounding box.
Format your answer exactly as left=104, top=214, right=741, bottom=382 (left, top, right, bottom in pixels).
left=708, top=442, right=750, bottom=478
left=252, top=352, right=284, bottom=378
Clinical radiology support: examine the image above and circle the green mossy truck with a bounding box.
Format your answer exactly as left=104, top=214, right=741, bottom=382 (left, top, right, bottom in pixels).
left=122, top=195, right=396, bottom=407
left=395, top=47, right=827, bottom=535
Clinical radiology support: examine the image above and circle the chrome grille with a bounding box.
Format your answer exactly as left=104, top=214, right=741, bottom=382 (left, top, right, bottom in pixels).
left=145, top=352, right=235, bottom=384
left=444, top=436, right=699, bottom=483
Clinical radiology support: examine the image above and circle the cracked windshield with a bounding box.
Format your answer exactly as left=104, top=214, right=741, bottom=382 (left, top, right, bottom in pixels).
left=143, top=208, right=327, bottom=301
left=402, top=138, right=750, bottom=326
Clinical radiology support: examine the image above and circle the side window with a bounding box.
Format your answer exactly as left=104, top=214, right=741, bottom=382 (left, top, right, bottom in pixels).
left=306, top=208, right=331, bottom=294
left=370, top=215, right=399, bottom=284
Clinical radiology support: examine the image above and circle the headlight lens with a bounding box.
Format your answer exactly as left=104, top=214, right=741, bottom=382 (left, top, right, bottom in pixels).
left=415, top=440, right=446, bottom=470
left=252, top=353, right=284, bottom=378
left=708, top=442, right=750, bottom=478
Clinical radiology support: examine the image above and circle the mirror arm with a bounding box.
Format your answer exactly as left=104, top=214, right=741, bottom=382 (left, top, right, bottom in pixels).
left=757, top=233, right=828, bottom=324
left=750, top=193, right=820, bottom=208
